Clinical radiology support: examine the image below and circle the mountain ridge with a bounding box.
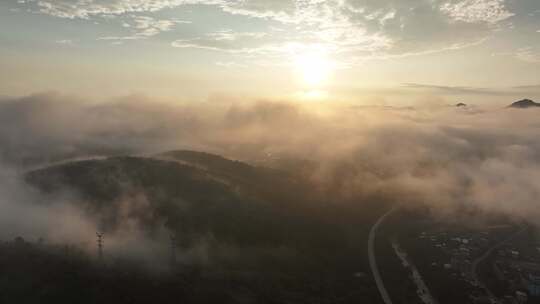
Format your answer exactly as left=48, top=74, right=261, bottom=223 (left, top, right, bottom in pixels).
left=508, top=99, right=540, bottom=108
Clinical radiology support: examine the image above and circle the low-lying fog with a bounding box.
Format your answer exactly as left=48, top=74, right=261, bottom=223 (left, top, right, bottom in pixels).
left=1, top=91, right=539, bottom=264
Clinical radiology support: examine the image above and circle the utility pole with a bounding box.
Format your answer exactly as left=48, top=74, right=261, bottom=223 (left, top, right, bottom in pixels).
left=96, top=232, right=104, bottom=261
left=170, top=233, right=177, bottom=266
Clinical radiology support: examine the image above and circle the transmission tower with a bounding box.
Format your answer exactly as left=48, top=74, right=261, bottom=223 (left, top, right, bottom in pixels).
left=170, top=233, right=177, bottom=266
left=96, top=232, right=104, bottom=260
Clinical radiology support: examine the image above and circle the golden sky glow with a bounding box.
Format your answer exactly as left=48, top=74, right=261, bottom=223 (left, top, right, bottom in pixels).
left=1, top=0, right=539, bottom=105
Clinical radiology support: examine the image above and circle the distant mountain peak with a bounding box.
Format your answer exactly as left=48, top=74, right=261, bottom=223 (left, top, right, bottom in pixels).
left=509, top=99, right=540, bottom=108
left=456, top=102, right=467, bottom=107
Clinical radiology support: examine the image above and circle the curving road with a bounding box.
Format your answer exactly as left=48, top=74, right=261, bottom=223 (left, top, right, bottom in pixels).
left=368, top=207, right=397, bottom=304
left=392, top=240, right=438, bottom=304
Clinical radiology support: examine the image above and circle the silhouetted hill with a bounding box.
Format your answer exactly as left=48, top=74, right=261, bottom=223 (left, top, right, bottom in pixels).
left=157, top=150, right=282, bottom=188
left=456, top=103, right=467, bottom=107
left=20, top=151, right=387, bottom=303
left=508, top=99, right=540, bottom=108
left=25, top=151, right=386, bottom=251
left=25, top=155, right=334, bottom=248
left=157, top=150, right=317, bottom=207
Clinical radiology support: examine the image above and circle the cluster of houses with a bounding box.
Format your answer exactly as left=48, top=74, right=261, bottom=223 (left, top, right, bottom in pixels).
left=417, top=228, right=540, bottom=304
left=418, top=231, right=487, bottom=280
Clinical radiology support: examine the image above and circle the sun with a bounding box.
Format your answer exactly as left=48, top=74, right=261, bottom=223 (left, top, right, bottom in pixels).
left=293, top=51, right=333, bottom=87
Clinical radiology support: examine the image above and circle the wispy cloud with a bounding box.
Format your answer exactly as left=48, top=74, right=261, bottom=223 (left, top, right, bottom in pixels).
left=35, top=0, right=222, bottom=19
left=55, top=39, right=74, bottom=45
left=515, top=47, right=540, bottom=63
left=206, top=29, right=267, bottom=41
left=23, top=0, right=521, bottom=65
left=513, top=84, right=540, bottom=90
left=215, top=61, right=248, bottom=68
left=402, top=83, right=504, bottom=95
left=439, top=0, right=514, bottom=24
left=98, top=16, right=190, bottom=42
left=402, top=82, right=540, bottom=96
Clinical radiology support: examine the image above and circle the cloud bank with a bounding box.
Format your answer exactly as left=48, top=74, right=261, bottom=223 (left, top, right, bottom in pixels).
left=1, top=92, right=540, bottom=224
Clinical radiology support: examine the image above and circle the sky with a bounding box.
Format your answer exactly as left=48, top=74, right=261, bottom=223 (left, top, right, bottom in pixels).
left=1, top=0, right=540, bottom=105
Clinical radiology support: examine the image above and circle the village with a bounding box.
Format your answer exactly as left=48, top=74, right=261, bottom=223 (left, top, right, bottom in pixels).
left=409, top=226, right=540, bottom=304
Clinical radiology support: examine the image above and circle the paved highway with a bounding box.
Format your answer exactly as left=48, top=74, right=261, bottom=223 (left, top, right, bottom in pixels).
left=368, top=207, right=396, bottom=304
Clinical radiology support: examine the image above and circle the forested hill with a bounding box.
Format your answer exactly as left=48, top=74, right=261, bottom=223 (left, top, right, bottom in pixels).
left=24, top=152, right=339, bottom=248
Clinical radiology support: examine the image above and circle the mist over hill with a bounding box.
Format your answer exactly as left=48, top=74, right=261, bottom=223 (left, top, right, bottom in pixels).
left=6, top=151, right=391, bottom=303
left=1, top=92, right=540, bottom=303
left=1, top=92, right=540, bottom=225
left=24, top=153, right=341, bottom=251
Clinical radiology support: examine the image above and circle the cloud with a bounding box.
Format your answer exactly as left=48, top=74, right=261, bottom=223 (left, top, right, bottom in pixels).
left=0, top=163, right=97, bottom=243
left=513, top=84, right=540, bottom=90
left=219, top=0, right=298, bottom=24
left=0, top=160, right=182, bottom=270
left=35, top=0, right=221, bottom=19
left=215, top=61, right=248, bottom=68
left=0, top=92, right=205, bottom=165
left=357, top=36, right=488, bottom=62
left=3, top=91, right=540, bottom=256
left=170, top=29, right=273, bottom=54
left=402, top=83, right=505, bottom=95
left=131, top=16, right=189, bottom=36
left=213, top=0, right=512, bottom=63
left=98, top=16, right=189, bottom=41
left=55, top=39, right=74, bottom=45
left=515, top=47, right=540, bottom=63
left=440, top=0, right=514, bottom=24
left=400, top=82, right=540, bottom=98
left=206, top=29, right=267, bottom=41
left=25, top=0, right=519, bottom=66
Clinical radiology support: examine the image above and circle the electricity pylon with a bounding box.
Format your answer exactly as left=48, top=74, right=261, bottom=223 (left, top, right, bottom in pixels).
left=96, top=232, right=104, bottom=260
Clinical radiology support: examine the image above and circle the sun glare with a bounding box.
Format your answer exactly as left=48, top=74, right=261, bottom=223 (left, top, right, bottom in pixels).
left=294, top=51, right=334, bottom=87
